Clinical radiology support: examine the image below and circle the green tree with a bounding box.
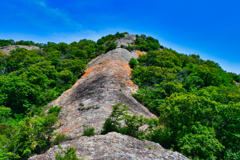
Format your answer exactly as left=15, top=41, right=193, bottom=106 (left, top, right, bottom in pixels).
left=129, top=58, right=138, bottom=68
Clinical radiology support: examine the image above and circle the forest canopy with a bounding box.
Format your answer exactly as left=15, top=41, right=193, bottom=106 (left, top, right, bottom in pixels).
left=127, top=48, right=240, bottom=159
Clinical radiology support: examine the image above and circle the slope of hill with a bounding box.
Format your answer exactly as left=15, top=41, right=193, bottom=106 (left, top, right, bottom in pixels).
left=1, top=32, right=239, bottom=160
left=0, top=45, right=40, bottom=54
left=26, top=35, right=188, bottom=160
left=46, top=47, right=155, bottom=138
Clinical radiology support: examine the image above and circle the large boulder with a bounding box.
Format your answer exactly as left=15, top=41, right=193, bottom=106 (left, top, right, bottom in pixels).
left=29, top=132, right=188, bottom=160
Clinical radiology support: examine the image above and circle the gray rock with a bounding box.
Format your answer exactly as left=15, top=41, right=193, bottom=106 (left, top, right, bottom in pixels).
left=0, top=45, right=40, bottom=54
left=115, top=34, right=136, bottom=47
left=47, top=48, right=155, bottom=139
left=28, top=38, right=188, bottom=159
left=28, top=132, right=188, bottom=160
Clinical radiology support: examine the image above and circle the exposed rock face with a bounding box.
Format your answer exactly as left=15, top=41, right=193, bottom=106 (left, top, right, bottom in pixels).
left=29, top=132, right=188, bottom=160
left=48, top=48, right=155, bottom=138
left=28, top=35, right=189, bottom=160
left=0, top=45, right=40, bottom=54
left=115, top=34, right=136, bottom=47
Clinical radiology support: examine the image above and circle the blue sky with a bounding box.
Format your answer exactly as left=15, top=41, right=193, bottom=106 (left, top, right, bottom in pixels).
left=1, top=0, right=240, bottom=74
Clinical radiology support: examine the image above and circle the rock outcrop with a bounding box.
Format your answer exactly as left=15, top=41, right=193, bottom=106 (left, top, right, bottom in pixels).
left=29, top=132, right=188, bottom=160
left=28, top=35, right=189, bottom=160
left=47, top=48, right=155, bottom=138
left=0, top=45, right=40, bottom=54
left=115, top=34, right=136, bottom=47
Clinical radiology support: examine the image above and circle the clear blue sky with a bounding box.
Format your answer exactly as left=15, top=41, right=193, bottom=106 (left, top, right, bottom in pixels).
left=1, top=0, right=240, bottom=74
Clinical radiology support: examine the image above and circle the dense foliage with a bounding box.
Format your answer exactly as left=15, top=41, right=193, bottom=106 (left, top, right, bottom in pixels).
left=0, top=106, right=61, bottom=159
left=0, top=39, right=43, bottom=47
left=127, top=48, right=240, bottom=159
left=0, top=34, right=126, bottom=159
left=103, top=100, right=240, bottom=160
left=1, top=33, right=240, bottom=159
left=0, top=36, right=122, bottom=116
left=120, top=34, right=164, bottom=52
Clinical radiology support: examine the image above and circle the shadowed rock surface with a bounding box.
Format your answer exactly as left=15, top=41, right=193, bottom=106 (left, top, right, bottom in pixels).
left=47, top=48, right=155, bottom=138
left=0, top=45, right=40, bottom=54
left=29, top=132, right=188, bottom=160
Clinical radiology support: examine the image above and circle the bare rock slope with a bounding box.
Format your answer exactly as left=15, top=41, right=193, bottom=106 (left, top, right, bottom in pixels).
left=115, top=34, right=136, bottom=47
left=29, top=132, right=188, bottom=160
left=0, top=45, right=40, bottom=54
left=47, top=47, right=155, bottom=138
left=29, top=36, right=188, bottom=160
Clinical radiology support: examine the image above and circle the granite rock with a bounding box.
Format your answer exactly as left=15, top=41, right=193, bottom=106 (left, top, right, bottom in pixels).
left=28, top=36, right=189, bottom=160
left=29, top=132, right=188, bottom=160
left=47, top=48, right=155, bottom=138
left=0, top=45, right=40, bottom=54
left=115, top=34, right=136, bottom=47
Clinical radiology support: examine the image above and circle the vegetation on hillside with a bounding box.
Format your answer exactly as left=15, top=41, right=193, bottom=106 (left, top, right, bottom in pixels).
left=102, top=46, right=240, bottom=159
left=124, top=34, right=164, bottom=52
left=1, top=32, right=240, bottom=159
left=0, top=32, right=133, bottom=159
left=0, top=39, right=43, bottom=47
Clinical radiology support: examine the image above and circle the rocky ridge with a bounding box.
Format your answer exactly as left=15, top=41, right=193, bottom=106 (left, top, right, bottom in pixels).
left=0, top=45, right=40, bottom=54
left=47, top=47, right=155, bottom=138
left=29, top=35, right=189, bottom=160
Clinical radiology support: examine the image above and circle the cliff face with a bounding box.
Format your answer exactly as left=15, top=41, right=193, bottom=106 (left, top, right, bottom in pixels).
left=0, top=45, right=40, bottom=54
left=28, top=35, right=188, bottom=160
left=47, top=47, right=155, bottom=138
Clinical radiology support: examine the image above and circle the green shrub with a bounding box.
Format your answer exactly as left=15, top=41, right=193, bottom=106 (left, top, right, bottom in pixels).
left=106, top=42, right=117, bottom=52
left=129, top=58, right=138, bottom=68
left=48, top=106, right=62, bottom=116
left=120, top=44, right=126, bottom=48
left=55, top=145, right=80, bottom=160
left=53, top=133, right=70, bottom=145
left=101, top=103, right=145, bottom=138
left=126, top=44, right=134, bottom=51
left=82, top=125, right=96, bottom=136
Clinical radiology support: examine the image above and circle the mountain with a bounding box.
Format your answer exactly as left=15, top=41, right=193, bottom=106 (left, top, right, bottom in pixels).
left=27, top=34, right=188, bottom=159
left=1, top=33, right=239, bottom=160
left=46, top=48, right=155, bottom=138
